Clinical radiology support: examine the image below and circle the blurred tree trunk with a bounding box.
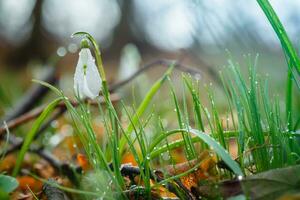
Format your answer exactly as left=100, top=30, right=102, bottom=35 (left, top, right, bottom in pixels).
left=103, top=0, right=136, bottom=61
left=7, top=0, right=47, bottom=67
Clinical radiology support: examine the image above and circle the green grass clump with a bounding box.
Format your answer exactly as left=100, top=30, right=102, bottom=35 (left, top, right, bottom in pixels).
left=10, top=0, right=300, bottom=199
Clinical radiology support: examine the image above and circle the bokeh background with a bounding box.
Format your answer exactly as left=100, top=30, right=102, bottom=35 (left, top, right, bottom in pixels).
left=0, top=0, right=300, bottom=116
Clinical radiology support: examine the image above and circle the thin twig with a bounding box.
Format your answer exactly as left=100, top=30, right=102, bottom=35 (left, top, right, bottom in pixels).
left=109, top=59, right=203, bottom=92
left=0, top=94, right=120, bottom=136
left=2, top=108, right=66, bottom=156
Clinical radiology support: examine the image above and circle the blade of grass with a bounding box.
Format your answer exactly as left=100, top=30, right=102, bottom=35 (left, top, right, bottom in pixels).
left=257, top=0, right=300, bottom=131
left=12, top=97, right=63, bottom=176
left=256, top=0, right=300, bottom=74
left=168, top=78, right=195, bottom=160
left=189, top=128, right=243, bottom=176
left=119, top=65, right=174, bottom=155
left=149, top=128, right=243, bottom=176
left=183, top=75, right=205, bottom=132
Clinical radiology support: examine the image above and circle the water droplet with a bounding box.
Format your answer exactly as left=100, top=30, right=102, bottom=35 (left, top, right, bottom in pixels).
left=57, top=47, right=67, bottom=57
left=68, top=43, right=78, bottom=53
left=238, top=175, right=243, bottom=180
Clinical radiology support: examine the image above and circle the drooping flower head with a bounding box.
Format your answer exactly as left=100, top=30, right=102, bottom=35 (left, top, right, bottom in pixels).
left=74, top=39, right=102, bottom=99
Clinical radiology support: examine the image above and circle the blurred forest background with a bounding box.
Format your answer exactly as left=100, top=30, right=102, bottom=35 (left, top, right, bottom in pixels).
left=1, top=0, right=300, bottom=116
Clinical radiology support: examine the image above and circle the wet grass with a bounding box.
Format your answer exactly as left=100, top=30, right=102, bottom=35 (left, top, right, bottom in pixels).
left=4, top=0, right=300, bottom=199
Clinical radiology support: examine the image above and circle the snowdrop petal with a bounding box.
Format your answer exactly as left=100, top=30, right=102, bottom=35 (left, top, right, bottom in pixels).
left=85, top=58, right=102, bottom=98
left=74, top=57, right=85, bottom=99
left=83, top=75, right=97, bottom=99
left=74, top=48, right=102, bottom=99
left=79, top=48, right=90, bottom=64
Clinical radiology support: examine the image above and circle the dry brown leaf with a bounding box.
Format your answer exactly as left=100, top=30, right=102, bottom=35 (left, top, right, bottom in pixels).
left=33, top=160, right=55, bottom=179
left=151, top=185, right=177, bottom=199
left=0, top=154, right=16, bottom=172
left=165, top=151, right=217, bottom=190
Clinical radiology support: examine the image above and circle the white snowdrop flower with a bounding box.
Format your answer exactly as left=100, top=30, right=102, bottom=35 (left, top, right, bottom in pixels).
left=74, top=47, right=102, bottom=99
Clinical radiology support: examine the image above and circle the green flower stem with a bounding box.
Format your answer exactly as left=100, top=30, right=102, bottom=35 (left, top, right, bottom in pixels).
left=73, top=32, right=106, bottom=81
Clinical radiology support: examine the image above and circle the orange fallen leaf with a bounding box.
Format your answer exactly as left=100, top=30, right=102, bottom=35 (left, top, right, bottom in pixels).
left=76, top=153, right=91, bottom=171
left=17, top=176, right=43, bottom=192
left=122, top=152, right=138, bottom=166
